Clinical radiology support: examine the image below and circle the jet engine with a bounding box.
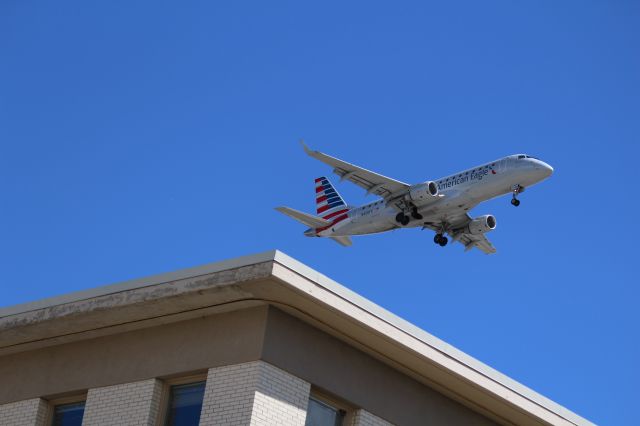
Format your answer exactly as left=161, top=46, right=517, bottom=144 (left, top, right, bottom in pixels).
left=406, top=181, right=438, bottom=204
left=466, top=215, right=497, bottom=235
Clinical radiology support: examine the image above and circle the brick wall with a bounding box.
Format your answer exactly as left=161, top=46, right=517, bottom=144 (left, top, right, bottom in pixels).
left=1, top=364, right=393, bottom=426
left=82, top=378, right=162, bottom=426
left=350, top=409, right=395, bottom=426
left=0, top=398, right=48, bottom=426
left=200, top=360, right=311, bottom=425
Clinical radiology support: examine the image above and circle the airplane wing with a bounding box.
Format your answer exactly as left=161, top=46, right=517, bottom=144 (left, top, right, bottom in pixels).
left=455, top=233, right=496, bottom=254
left=448, top=213, right=497, bottom=254
left=302, top=142, right=410, bottom=199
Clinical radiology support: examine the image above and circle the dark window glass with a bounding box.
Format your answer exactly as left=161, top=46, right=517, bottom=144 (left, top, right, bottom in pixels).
left=518, top=155, right=525, bottom=159
left=52, top=401, right=85, bottom=426
left=165, top=381, right=206, bottom=426
left=305, top=397, right=344, bottom=426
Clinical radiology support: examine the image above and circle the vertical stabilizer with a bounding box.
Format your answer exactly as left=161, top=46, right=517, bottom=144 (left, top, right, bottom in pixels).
left=315, top=177, right=348, bottom=219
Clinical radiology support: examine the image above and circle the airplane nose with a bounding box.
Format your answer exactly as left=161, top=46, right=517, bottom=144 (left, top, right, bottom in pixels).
left=535, top=161, right=553, bottom=178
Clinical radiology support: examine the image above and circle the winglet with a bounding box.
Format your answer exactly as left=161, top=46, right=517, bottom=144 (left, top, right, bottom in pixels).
left=300, top=139, right=314, bottom=156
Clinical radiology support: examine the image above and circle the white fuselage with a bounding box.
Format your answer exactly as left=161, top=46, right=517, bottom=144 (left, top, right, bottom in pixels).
left=317, top=155, right=553, bottom=237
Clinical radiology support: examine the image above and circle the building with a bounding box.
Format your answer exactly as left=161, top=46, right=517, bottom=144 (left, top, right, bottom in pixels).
left=0, top=251, right=591, bottom=426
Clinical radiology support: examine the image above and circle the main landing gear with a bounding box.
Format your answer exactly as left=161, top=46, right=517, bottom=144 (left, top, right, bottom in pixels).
left=411, top=207, right=423, bottom=220
left=396, top=207, right=423, bottom=226
left=395, top=212, right=410, bottom=226
left=511, top=185, right=524, bottom=207
left=434, top=233, right=448, bottom=247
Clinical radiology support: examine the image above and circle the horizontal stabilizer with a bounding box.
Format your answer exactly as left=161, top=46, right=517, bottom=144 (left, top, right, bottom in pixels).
left=330, top=235, right=352, bottom=247
left=275, top=206, right=330, bottom=229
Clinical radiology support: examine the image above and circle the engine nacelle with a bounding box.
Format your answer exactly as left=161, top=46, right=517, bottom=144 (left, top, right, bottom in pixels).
left=467, top=215, right=497, bottom=235
left=406, top=181, right=438, bottom=204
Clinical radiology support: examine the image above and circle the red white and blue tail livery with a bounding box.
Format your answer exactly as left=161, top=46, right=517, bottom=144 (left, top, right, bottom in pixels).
left=276, top=143, right=553, bottom=254
left=315, top=176, right=346, bottom=216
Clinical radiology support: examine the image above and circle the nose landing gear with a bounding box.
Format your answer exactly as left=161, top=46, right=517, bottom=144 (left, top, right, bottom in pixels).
left=511, top=185, right=524, bottom=207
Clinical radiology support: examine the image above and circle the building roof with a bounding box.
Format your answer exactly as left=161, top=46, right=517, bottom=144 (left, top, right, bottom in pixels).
left=0, top=250, right=592, bottom=426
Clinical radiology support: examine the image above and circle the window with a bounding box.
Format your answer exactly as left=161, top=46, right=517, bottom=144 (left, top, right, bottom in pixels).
left=518, top=155, right=525, bottom=159
left=305, top=397, right=345, bottom=426
left=51, top=401, right=85, bottom=426
left=165, top=381, right=206, bottom=426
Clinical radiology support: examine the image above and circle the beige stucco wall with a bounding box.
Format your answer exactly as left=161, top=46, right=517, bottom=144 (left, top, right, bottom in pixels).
left=262, top=307, right=498, bottom=426
left=0, top=306, right=268, bottom=405
left=0, top=305, right=497, bottom=426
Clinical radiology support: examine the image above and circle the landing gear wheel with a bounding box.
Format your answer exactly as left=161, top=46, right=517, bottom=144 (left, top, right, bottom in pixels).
left=434, top=234, right=448, bottom=246
left=396, top=212, right=410, bottom=226
left=511, top=185, right=524, bottom=207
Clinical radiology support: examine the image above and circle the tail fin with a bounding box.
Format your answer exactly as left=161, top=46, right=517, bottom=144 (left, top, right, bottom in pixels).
left=315, top=176, right=348, bottom=218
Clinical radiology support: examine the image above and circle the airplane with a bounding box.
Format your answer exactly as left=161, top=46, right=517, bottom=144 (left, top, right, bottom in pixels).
left=276, top=143, right=553, bottom=254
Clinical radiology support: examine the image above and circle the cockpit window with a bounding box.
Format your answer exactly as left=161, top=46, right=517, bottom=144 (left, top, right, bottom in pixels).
left=518, top=155, right=525, bottom=159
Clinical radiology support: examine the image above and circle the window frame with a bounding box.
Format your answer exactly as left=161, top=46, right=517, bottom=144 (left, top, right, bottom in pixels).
left=46, top=393, right=87, bottom=426
left=156, top=372, right=208, bottom=426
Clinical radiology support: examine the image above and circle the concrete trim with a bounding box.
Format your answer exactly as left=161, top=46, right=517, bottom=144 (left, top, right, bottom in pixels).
left=0, top=251, right=279, bottom=318
left=0, top=250, right=592, bottom=426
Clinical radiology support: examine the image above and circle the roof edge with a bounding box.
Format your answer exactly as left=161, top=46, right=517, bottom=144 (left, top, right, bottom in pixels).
left=271, top=251, right=592, bottom=426
left=0, top=250, right=280, bottom=318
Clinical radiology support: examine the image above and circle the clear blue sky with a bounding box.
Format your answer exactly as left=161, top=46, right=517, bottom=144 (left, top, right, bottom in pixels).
left=1, top=1, right=638, bottom=424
